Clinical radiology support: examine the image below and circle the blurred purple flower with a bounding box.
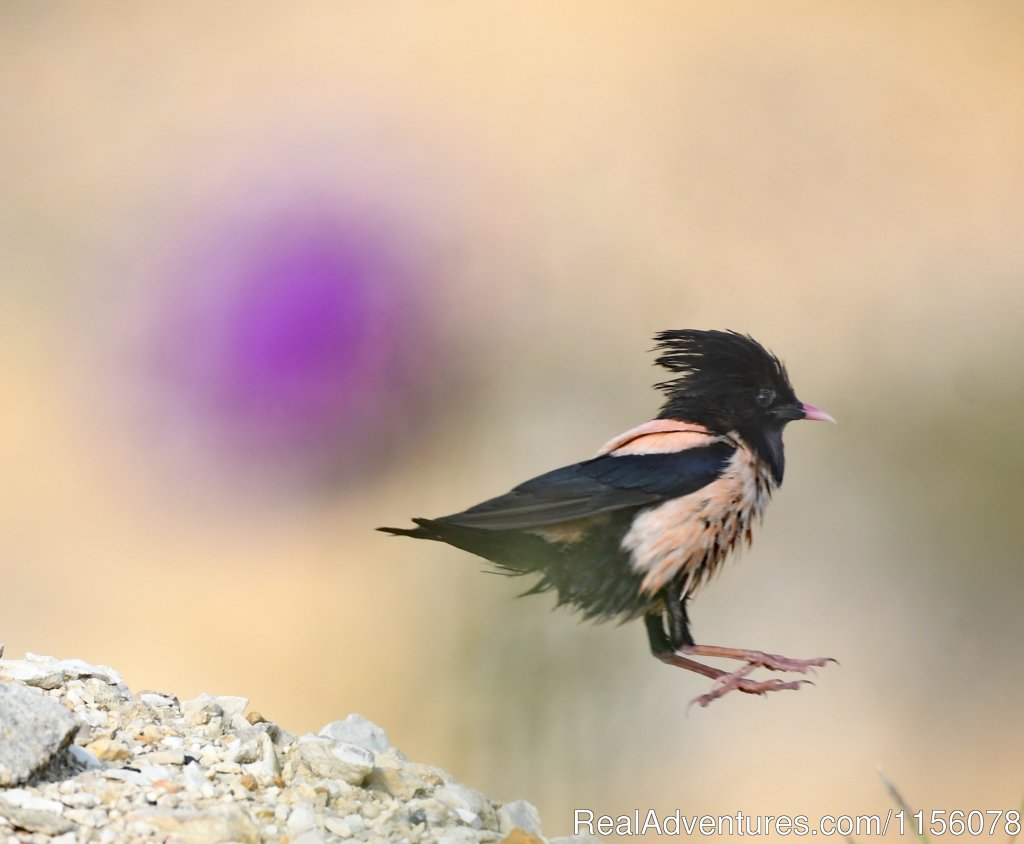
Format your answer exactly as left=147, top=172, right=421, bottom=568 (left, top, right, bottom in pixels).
left=150, top=201, right=437, bottom=482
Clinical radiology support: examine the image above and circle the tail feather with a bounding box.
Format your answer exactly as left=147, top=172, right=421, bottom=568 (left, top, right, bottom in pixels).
left=376, top=518, right=441, bottom=541
left=378, top=516, right=540, bottom=575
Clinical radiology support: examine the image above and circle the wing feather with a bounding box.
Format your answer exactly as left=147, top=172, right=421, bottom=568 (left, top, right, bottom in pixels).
left=437, top=441, right=735, bottom=531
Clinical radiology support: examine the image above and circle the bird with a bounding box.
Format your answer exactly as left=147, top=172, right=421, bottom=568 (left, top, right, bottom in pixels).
left=379, top=329, right=835, bottom=706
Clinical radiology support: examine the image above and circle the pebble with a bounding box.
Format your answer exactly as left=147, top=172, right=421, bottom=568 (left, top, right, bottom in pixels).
left=83, top=738, right=131, bottom=763
left=367, top=759, right=444, bottom=800
left=499, top=799, right=544, bottom=836
left=142, top=749, right=186, bottom=766
left=0, top=653, right=557, bottom=842
left=0, top=804, right=74, bottom=836
left=293, top=736, right=374, bottom=786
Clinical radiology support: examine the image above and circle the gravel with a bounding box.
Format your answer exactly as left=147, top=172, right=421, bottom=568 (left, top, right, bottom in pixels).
left=0, top=653, right=597, bottom=843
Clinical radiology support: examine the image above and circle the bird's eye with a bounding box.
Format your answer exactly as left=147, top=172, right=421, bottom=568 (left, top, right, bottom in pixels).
left=756, top=387, right=776, bottom=407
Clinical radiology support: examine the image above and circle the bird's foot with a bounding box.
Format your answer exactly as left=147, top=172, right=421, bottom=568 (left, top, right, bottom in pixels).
left=731, top=650, right=835, bottom=674
left=648, top=623, right=836, bottom=708
left=683, top=644, right=837, bottom=675
left=689, top=667, right=811, bottom=709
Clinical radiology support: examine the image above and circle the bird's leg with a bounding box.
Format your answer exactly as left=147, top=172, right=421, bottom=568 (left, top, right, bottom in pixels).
left=663, top=589, right=694, bottom=649
left=645, top=614, right=723, bottom=681
left=645, top=613, right=810, bottom=707
left=645, top=589, right=816, bottom=708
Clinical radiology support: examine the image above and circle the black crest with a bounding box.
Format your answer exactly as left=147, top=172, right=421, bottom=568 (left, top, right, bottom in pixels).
left=652, top=329, right=797, bottom=432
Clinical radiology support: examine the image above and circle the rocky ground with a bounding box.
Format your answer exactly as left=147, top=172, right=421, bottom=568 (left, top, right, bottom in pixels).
left=0, top=654, right=597, bottom=844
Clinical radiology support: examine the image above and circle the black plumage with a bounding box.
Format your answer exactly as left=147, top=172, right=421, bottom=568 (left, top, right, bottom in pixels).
left=380, top=329, right=835, bottom=706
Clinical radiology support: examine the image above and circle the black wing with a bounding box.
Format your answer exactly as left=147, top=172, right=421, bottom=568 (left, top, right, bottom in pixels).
left=433, top=441, right=736, bottom=531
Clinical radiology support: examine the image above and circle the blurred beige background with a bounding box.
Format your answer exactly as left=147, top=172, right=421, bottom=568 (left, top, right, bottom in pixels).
left=2, top=2, right=1023, bottom=839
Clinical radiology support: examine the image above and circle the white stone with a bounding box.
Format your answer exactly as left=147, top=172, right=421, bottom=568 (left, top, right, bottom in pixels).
left=159, top=735, right=185, bottom=750
left=435, top=830, right=483, bottom=844
left=25, top=654, right=123, bottom=686
left=78, top=708, right=108, bottom=729
left=499, top=799, right=544, bottom=836
left=61, top=791, right=100, bottom=809
left=317, top=714, right=389, bottom=753
left=286, top=802, right=317, bottom=835
left=139, top=692, right=177, bottom=708
left=136, top=764, right=174, bottom=783
left=0, top=683, right=80, bottom=786
left=0, top=789, right=65, bottom=814
left=212, top=695, right=249, bottom=720
left=242, top=733, right=280, bottom=784
left=434, top=783, right=488, bottom=818
left=454, top=807, right=481, bottom=826
left=324, top=816, right=352, bottom=837
left=0, top=660, right=63, bottom=688
left=142, top=750, right=186, bottom=766
left=293, top=736, right=374, bottom=786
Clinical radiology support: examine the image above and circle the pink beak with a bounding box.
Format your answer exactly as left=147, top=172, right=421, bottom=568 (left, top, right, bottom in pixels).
left=800, top=402, right=836, bottom=423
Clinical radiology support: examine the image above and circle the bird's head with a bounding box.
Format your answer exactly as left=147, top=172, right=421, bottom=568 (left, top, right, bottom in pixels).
left=653, top=329, right=833, bottom=482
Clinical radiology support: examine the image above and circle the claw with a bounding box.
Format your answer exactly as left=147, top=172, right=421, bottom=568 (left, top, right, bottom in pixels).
left=742, top=652, right=836, bottom=674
